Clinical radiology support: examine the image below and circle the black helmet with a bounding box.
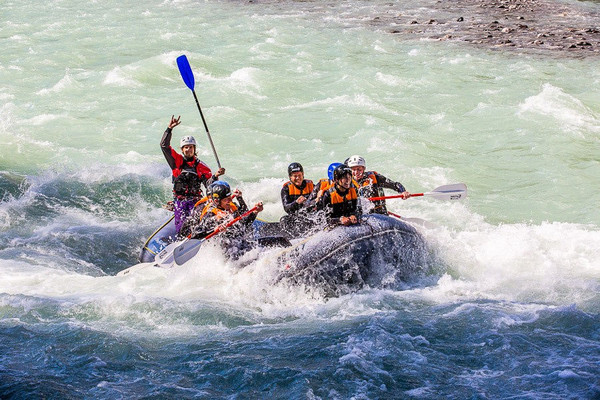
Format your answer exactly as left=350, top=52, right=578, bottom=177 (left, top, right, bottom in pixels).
left=333, top=164, right=352, bottom=181
left=208, top=181, right=232, bottom=201
left=287, top=162, right=303, bottom=176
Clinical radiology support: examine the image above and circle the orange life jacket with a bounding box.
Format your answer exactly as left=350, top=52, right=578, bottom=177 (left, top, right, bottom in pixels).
left=329, top=186, right=358, bottom=204
left=193, top=196, right=208, bottom=208
left=199, top=202, right=238, bottom=220
left=284, top=180, right=314, bottom=196
left=354, top=171, right=378, bottom=188
left=317, top=179, right=334, bottom=193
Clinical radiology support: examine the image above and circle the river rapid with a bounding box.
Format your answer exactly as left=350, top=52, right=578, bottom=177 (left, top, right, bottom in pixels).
left=1, top=0, right=599, bottom=398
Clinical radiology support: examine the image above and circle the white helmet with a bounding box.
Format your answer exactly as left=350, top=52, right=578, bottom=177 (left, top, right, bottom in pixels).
left=180, top=135, right=197, bottom=148
left=346, top=155, right=366, bottom=168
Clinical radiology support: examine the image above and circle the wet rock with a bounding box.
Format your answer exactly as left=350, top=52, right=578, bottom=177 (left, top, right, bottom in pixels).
left=360, top=0, right=600, bottom=57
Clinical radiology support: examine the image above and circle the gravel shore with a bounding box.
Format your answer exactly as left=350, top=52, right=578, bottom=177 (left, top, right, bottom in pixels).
left=371, top=0, right=600, bottom=57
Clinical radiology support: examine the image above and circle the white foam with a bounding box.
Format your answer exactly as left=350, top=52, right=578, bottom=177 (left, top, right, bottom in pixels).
left=24, top=113, right=63, bottom=126
left=281, top=94, right=398, bottom=116
left=518, top=83, right=600, bottom=136
left=103, top=66, right=141, bottom=87
left=375, top=72, right=408, bottom=87
left=420, top=220, right=600, bottom=308
left=0, top=93, right=15, bottom=101
left=36, top=70, right=77, bottom=95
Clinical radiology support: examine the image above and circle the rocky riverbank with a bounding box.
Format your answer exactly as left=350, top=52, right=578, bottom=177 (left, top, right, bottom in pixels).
left=372, top=0, right=600, bottom=57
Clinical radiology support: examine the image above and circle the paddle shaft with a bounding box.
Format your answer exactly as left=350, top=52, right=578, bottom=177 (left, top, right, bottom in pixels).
left=191, top=89, right=221, bottom=169
left=369, top=192, right=464, bottom=201
left=369, top=193, right=419, bottom=201
left=387, top=211, right=403, bottom=219
left=176, top=55, right=221, bottom=169
left=368, top=183, right=467, bottom=202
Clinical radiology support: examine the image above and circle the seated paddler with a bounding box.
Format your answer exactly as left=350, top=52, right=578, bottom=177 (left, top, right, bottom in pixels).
left=345, top=155, right=409, bottom=215
left=181, top=181, right=263, bottom=243
left=280, top=162, right=316, bottom=236
left=316, top=164, right=361, bottom=227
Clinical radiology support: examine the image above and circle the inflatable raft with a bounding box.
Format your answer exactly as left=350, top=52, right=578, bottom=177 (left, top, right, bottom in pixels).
left=138, top=215, right=177, bottom=263
left=272, top=214, right=430, bottom=297
left=133, top=213, right=430, bottom=296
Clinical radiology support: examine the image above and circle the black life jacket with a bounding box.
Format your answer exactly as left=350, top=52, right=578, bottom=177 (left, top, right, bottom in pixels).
left=173, top=159, right=203, bottom=198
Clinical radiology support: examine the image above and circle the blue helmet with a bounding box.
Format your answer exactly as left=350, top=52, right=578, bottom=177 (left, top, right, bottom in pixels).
left=208, top=181, right=231, bottom=201
left=327, top=162, right=342, bottom=181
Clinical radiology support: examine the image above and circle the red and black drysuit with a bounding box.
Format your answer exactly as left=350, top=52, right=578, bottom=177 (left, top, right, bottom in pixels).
left=161, top=127, right=217, bottom=232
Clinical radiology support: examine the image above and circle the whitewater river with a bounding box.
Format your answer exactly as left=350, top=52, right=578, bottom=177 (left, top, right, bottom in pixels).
left=1, top=0, right=599, bottom=398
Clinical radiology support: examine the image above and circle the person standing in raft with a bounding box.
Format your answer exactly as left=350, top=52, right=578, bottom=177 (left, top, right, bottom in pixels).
left=161, top=115, right=225, bottom=233
left=346, top=155, right=409, bottom=215
left=316, top=164, right=361, bottom=227
left=280, top=162, right=316, bottom=236
left=186, top=181, right=263, bottom=260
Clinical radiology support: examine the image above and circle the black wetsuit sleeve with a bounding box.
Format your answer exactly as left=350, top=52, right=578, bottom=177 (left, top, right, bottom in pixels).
left=315, top=190, right=327, bottom=212
left=206, top=175, right=218, bottom=187
left=229, top=196, right=256, bottom=227
left=281, top=185, right=301, bottom=214
left=317, top=191, right=339, bottom=226
left=160, top=128, right=178, bottom=170
left=307, top=184, right=320, bottom=202
left=375, top=173, right=406, bottom=193
left=236, top=196, right=249, bottom=214
left=241, top=210, right=258, bottom=227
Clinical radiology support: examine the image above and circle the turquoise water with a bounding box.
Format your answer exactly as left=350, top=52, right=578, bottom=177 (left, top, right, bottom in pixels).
left=1, top=0, right=599, bottom=398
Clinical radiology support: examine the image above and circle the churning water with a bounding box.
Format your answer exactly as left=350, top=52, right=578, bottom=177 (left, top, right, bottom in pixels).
left=1, top=0, right=599, bottom=398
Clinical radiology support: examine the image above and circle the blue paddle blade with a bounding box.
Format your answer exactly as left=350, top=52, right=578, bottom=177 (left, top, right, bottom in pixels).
left=176, top=55, right=195, bottom=91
